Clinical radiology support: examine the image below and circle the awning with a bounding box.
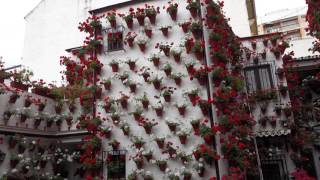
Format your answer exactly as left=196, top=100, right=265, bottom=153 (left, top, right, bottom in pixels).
left=256, top=129, right=291, bottom=137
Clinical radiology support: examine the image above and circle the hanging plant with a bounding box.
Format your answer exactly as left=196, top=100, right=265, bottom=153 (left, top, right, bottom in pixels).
left=118, top=92, right=130, bottom=109
left=125, top=58, right=137, bottom=71
left=131, top=136, right=145, bottom=149
left=150, top=76, right=163, bottom=90
left=109, top=59, right=119, bottom=72
left=162, top=63, right=172, bottom=76
left=161, top=87, right=175, bottom=102
left=170, top=72, right=185, bottom=86
left=177, top=128, right=191, bottom=144
left=198, top=99, right=211, bottom=116
left=179, top=21, right=191, bottom=33
left=100, top=78, right=112, bottom=90
left=148, top=53, right=161, bottom=67
left=120, top=122, right=130, bottom=136
left=171, top=46, right=183, bottom=63
left=144, top=25, right=153, bottom=38
left=200, top=124, right=215, bottom=144
left=106, top=10, right=117, bottom=28
left=124, top=32, right=137, bottom=47
left=153, top=103, right=164, bottom=117
left=135, top=35, right=149, bottom=52
left=154, top=136, right=165, bottom=148
left=166, top=119, right=179, bottom=132
left=145, top=5, right=159, bottom=24
left=274, top=104, right=282, bottom=116
left=139, top=66, right=151, bottom=82
left=192, top=40, right=205, bottom=60
left=184, top=61, right=196, bottom=75
left=186, top=0, right=200, bottom=18
left=194, top=66, right=210, bottom=86
left=166, top=1, right=178, bottom=21
left=190, top=119, right=200, bottom=133
left=130, top=107, right=144, bottom=121
left=157, top=42, right=173, bottom=57
left=136, top=92, right=150, bottom=109
left=184, top=36, right=195, bottom=54
left=190, top=21, right=203, bottom=39
left=119, top=10, right=135, bottom=29
left=138, top=118, right=158, bottom=134
left=155, top=159, right=168, bottom=172
left=9, top=92, right=20, bottom=104
left=176, top=103, right=187, bottom=116
left=135, top=8, right=146, bottom=26
left=159, top=25, right=172, bottom=37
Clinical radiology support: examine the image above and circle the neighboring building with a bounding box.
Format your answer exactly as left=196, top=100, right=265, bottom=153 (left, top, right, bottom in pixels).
left=257, top=7, right=308, bottom=41
left=22, top=0, right=257, bottom=83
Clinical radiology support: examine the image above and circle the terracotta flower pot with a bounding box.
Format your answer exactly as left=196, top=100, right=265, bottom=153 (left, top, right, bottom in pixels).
left=151, top=57, right=160, bottom=67
left=10, top=81, right=29, bottom=91
left=188, top=94, right=197, bottom=103
left=34, top=119, right=42, bottom=128
left=120, top=99, right=128, bottom=109
left=164, top=68, right=172, bottom=76
left=161, top=28, right=169, bottom=36
left=135, top=159, right=144, bottom=169
left=128, top=62, right=136, bottom=70
left=158, top=163, right=167, bottom=172
left=178, top=106, right=186, bottom=115
left=138, top=43, right=146, bottom=52
left=103, top=82, right=111, bottom=90
left=193, top=150, right=200, bottom=160
left=109, top=20, right=117, bottom=28
left=181, top=23, right=190, bottom=33
left=152, top=81, right=161, bottom=90
left=142, top=100, right=149, bottom=109
left=163, top=94, right=171, bottom=102
left=145, top=29, right=152, bottom=38
left=168, top=124, right=176, bottom=132
left=155, top=107, right=163, bottom=117
left=24, top=99, right=32, bottom=107
left=129, top=84, right=137, bottom=93
left=174, top=77, right=182, bottom=86
left=136, top=15, right=145, bottom=26
left=189, top=7, right=198, bottom=18
left=169, top=10, right=177, bottom=21
left=192, top=29, right=202, bottom=39
left=195, top=51, right=203, bottom=60
left=38, top=104, right=46, bottom=111
left=147, top=14, right=156, bottom=24
left=185, top=44, right=192, bottom=54
left=133, top=114, right=141, bottom=121
left=47, top=121, right=53, bottom=128
left=125, top=19, right=133, bottom=29
left=163, top=48, right=170, bottom=57
left=127, top=38, right=134, bottom=47
left=197, top=76, right=207, bottom=86
left=203, top=135, right=213, bottom=144
left=186, top=65, right=195, bottom=75
left=55, top=106, right=62, bottom=114
left=198, top=167, right=205, bottom=177
left=173, top=54, right=181, bottom=63
left=110, top=64, right=119, bottom=72
left=191, top=123, right=199, bottom=132
left=179, top=135, right=187, bottom=144
left=156, top=139, right=164, bottom=148
left=144, top=126, right=152, bottom=134
left=142, top=73, right=150, bottom=82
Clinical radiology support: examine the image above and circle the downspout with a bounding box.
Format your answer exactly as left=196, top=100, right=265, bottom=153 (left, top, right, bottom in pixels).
left=200, top=3, right=222, bottom=179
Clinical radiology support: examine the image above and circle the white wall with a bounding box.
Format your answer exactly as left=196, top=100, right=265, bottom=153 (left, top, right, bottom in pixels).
left=22, top=0, right=252, bottom=83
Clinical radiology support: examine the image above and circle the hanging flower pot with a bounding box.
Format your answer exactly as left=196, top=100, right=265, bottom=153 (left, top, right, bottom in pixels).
left=166, top=3, right=178, bottom=21
left=163, top=94, right=171, bottom=102
left=157, top=161, right=167, bottom=172
left=125, top=18, right=133, bottom=29
left=9, top=93, right=20, bottom=103
left=270, top=118, right=277, bottom=128
left=190, top=22, right=202, bottom=39
left=147, top=13, right=156, bottom=24
left=142, top=72, right=150, bottom=82
left=18, top=144, right=26, bottom=154
left=103, top=81, right=111, bottom=91
left=109, top=20, right=117, bottom=28
left=10, top=81, right=29, bottom=91
left=163, top=63, right=172, bottom=76
left=109, top=62, right=119, bottom=72
left=154, top=107, right=163, bottom=117
left=173, top=76, right=182, bottom=86
left=126, top=60, right=136, bottom=71
left=179, top=135, right=187, bottom=144
left=152, top=77, right=162, bottom=90
left=46, top=120, right=53, bottom=128
left=119, top=98, right=128, bottom=109
left=144, top=29, right=152, bottom=38
left=155, top=139, right=165, bottom=148
left=274, top=106, right=282, bottom=116
left=138, top=43, right=147, bottom=52
left=203, top=134, right=213, bottom=144
left=160, top=26, right=171, bottom=37
left=34, top=118, right=42, bottom=128
left=277, top=68, right=285, bottom=79
left=261, top=51, right=267, bottom=60
left=279, top=85, right=288, bottom=97
left=185, top=38, right=194, bottom=54
left=167, top=123, right=176, bottom=132
left=185, top=64, right=195, bottom=75
left=177, top=105, right=186, bottom=116
left=189, top=7, right=198, bottom=17
left=129, top=83, right=137, bottom=93
left=180, top=22, right=191, bottom=33
left=283, top=107, right=292, bottom=117
left=263, top=39, right=269, bottom=47
left=143, top=126, right=152, bottom=134
left=251, top=41, right=257, bottom=50
left=134, top=159, right=144, bottom=169
left=24, top=98, right=32, bottom=107
left=20, top=114, right=28, bottom=123
left=136, top=14, right=146, bottom=26
left=39, top=160, right=47, bottom=168
left=198, top=167, right=205, bottom=177
left=10, top=159, right=19, bottom=168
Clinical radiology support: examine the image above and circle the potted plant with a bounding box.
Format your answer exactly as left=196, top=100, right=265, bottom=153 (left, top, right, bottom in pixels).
left=34, top=112, right=45, bottom=128
left=162, top=63, right=172, bottom=76
left=125, top=58, right=137, bottom=71
left=110, top=111, right=121, bottom=125
left=136, top=92, right=149, bottom=109
left=148, top=53, right=160, bottom=67
left=135, top=8, right=146, bottom=26
left=125, top=32, right=137, bottom=47
left=131, top=136, right=145, bottom=149
left=139, top=119, right=158, bottom=134
left=15, top=107, right=32, bottom=123
left=120, top=11, right=134, bottom=29
left=106, top=11, right=117, bottom=28
left=166, top=119, right=178, bottom=132
left=192, top=40, right=204, bottom=60
left=109, top=139, right=120, bottom=150
left=177, top=128, right=190, bottom=144
left=100, top=78, right=112, bottom=90
left=171, top=46, right=183, bottom=63
left=184, top=36, right=195, bottom=54
left=185, top=88, right=200, bottom=105
left=126, top=79, right=138, bottom=93
left=194, top=160, right=205, bottom=177
left=130, top=107, right=143, bottom=121
left=170, top=73, right=185, bottom=86
left=162, top=87, right=175, bottom=102
left=190, top=119, right=200, bottom=132
left=10, top=68, right=33, bottom=91
left=151, top=76, right=162, bottom=90
left=3, top=110, right=12, bottom=125
left=135, top=35, right=148, bottom=52
left=186, top=0, right=200, bottom=17
left=185, top=61, right=196, bottom=75
left=145, top=5, right=158, bottom=24
left=200, top=125, right=214, bottom=144
left=142, top=171, right=154, bottom=180
left=158, top=42, right=172, bottom=57
left=159, top=25, right=172, bottom=37
left=132, top=154, right=144, bottom=169
left=9, top=92, right=20, bottom=103
left=181, top=169, right=192, bottom=180
left=154, top=136, right=165, bottom=148
left=176, top=103, right=187, bottom=116
left=179, top=21, right=191, bottom=33
left=190, top=21, right=202, bottom=39
left=120, top=122, right=130, bottom=136
left=263, top=38, right=269, bottom=47
left=153, top=103, right=164, bottom=117
left=166, top=2, right=178, bottom=21
left=109, top=59, right=119, bottom=72
left=118, top=92, right=129, bottom=109
left=144, top=25, right=153, bottom=38
left=260, top=49, right=267, bottom=59
left=155, top=159, right=168, bottom=172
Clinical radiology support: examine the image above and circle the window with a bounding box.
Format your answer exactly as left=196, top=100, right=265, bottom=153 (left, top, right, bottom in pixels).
left=106, top=28, right=123, bottom=51
left=244, top=64, right=274, bottom=93
left=106, top=150, right=126, bottom=180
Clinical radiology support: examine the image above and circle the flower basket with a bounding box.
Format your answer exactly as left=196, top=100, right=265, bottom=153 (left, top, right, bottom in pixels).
left=10, top=81, right=29, bottom=91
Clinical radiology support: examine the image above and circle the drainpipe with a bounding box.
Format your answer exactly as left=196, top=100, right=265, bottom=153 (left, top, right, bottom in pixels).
left=199, top=3, right=222, bottom=179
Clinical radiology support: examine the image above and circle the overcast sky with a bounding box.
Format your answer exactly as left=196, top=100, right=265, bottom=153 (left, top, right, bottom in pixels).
left=0, top=0, right=307, bottom=69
